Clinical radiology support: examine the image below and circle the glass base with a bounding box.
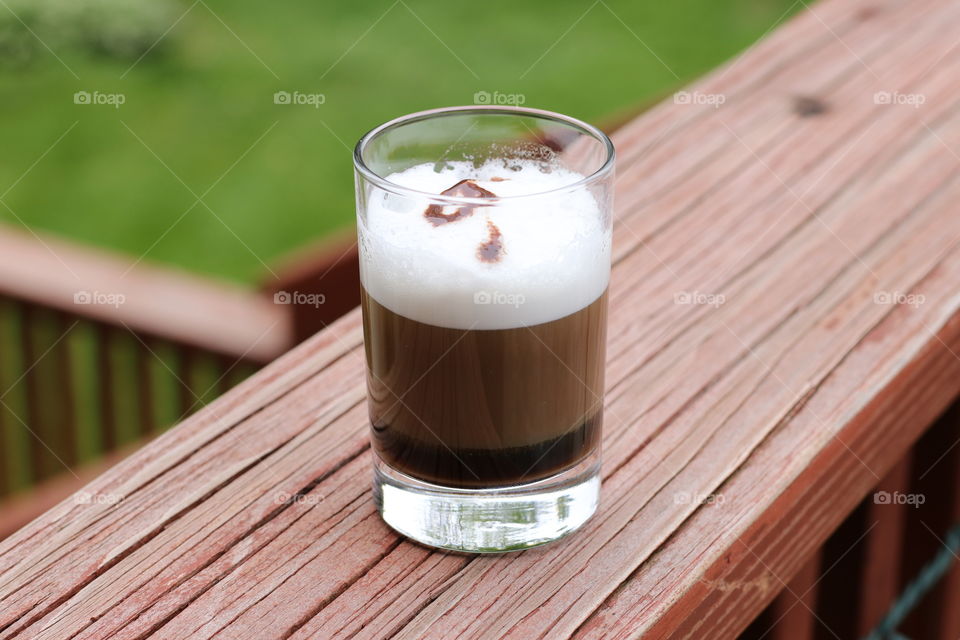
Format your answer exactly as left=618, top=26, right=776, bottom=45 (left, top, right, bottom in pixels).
left=373, top=457, right=600, bottom=553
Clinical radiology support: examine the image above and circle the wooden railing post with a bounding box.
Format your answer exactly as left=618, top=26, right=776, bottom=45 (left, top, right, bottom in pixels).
left=857, top=456, right=912, bottom=636
left=899, top=406, right=960, bottom=638
left=769, top=551, right=822, bottom=640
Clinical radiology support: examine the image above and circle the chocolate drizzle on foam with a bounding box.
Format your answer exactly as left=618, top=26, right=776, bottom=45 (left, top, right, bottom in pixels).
left=423, top=179, right=496, bottom=226
left=477, top=220, right=504, bottom=263
left=362, top=160, right=609, bottom=330
left=423, top=178, right=506, bottom=263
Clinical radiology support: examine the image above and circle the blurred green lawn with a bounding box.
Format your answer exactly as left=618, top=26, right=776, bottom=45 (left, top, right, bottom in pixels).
left=0, top=0, right=799, bottom=284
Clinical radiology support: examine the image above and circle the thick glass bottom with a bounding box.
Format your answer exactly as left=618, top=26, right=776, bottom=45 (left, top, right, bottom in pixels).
left=373, top=456, right=600, bottom=553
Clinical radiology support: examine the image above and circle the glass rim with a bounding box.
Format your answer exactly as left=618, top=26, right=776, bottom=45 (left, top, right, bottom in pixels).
left=353, top=105, right=616, bottom=205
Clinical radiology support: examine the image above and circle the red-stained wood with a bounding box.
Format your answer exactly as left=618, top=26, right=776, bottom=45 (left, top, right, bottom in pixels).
left=3, top=0, right=960, bottom=638
left=815, top=502, right=870, bottom=639
left=0, top=299, right=31, bottom=499
left=95, top=322, right=118, bottom=453
left=899, top=406, right=960, bottom=638
left=262, top=226, right=361, bottom=343
left=937, top=411, right=960, bottom=640
left=0, top=225, right=292, bottom=364
left=17, top=303, right=45, bottom=483
left=769, top=551, right=822, bottom=640
left=215, top=354, right=236, bottom=397
left=857, top=456, right=912, bottom=636
left=16, top=304, right=79, bottom=480
left=586, top=253, right=960, bottom=640
left=175, top=344, right=198, bottom=420
left=53, top=311, right=79, bottom=466
left=135, top=343, right=156, bottom=437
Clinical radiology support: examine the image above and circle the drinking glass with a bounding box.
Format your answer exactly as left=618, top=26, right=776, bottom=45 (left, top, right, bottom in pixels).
left=353, top=106, right=614, bottom=552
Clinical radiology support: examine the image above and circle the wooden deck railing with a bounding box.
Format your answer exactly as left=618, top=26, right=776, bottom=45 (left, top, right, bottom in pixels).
left=0, top=226, right=292, bottom=499
left=0, top=223, right=365, bottom=537
left=2, top=0, right=960, bottom=637
left=718, top=407, right=960, bottom=640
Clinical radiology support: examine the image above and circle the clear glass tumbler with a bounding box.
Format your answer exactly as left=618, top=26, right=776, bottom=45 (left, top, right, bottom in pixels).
left=353, top=106, right=614, bottom=552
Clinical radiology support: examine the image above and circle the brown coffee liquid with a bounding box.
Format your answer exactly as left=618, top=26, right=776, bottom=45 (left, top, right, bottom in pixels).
left=361, top=288, right=607, bottom=489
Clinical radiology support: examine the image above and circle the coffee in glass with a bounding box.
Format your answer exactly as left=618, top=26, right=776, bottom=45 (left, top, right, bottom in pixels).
left=354, top=106, right=614, bottom=551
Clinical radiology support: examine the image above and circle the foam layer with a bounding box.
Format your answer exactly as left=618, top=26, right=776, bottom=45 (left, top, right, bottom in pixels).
left=358, top=159, right=610, bottom=330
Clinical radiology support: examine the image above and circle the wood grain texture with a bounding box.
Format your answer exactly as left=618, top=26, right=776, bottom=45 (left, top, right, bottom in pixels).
left=3, top=0, right=960, bottom=638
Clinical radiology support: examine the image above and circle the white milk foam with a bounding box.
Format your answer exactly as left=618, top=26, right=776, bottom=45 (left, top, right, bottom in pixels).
left=359, top=159, right=610, bottom=330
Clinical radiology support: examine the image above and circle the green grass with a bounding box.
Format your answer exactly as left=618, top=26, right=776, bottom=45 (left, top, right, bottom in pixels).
left=0, top=0, right=800, bottom=285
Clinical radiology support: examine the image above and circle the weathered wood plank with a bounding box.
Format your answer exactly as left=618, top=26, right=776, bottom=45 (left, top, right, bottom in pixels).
left=575, top=247, right=960, bottom=639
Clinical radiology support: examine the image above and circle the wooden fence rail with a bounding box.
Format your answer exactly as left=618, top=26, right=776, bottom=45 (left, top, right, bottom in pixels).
left=0, top=225, right=292, bottom=500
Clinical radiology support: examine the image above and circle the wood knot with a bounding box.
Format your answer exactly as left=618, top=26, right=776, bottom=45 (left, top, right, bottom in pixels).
left=793, top=96, right=828, bottom=117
